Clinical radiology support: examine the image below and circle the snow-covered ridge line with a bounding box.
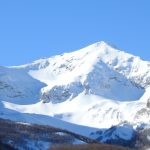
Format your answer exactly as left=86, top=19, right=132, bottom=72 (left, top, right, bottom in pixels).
left=10, top=41, right=150, bottom=88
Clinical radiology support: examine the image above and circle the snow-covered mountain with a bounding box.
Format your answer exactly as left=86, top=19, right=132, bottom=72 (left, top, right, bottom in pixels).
left=0, top=41, right=150, bottom=148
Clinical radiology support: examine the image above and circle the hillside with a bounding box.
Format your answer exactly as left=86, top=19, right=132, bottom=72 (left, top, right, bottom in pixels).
left=0, top=118, right=133, bottom=150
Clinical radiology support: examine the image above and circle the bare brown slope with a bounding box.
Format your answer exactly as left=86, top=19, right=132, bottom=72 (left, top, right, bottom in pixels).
left=50, top=144, right=133, bottom=150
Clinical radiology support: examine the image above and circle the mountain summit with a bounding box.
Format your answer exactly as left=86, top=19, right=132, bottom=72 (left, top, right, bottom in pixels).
left=0, top=41, right=150, bottom=129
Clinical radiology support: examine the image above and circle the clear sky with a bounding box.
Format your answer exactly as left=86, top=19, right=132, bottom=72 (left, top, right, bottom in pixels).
left=0, top=0, right=150, bottom=66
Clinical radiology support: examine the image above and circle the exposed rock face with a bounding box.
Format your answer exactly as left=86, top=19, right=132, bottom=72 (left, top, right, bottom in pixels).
left=147, top=98, right=150, bottom=108
left=40, top=82, right=84, bottom=103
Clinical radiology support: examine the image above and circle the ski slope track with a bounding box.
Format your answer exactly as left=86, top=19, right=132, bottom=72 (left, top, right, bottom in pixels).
left=0, top=41, right=150, bottom=144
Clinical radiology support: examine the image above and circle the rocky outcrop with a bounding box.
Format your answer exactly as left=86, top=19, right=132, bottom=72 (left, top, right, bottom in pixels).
left=40, top=82, right=84, bottom=103
left=147, top=98, right=150, bottom=108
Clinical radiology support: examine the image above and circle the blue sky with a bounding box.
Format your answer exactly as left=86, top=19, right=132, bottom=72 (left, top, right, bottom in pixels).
left=0, top=0, right=150, bottom=66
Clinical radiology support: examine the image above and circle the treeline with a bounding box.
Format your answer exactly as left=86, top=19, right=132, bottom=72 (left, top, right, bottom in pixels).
left=0, top=118, right=99, bottom=149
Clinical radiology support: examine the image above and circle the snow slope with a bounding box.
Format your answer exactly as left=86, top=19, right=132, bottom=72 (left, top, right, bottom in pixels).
left=0, top=101, right=98, bottom=138
left=0, top=41, right=150, bottom=130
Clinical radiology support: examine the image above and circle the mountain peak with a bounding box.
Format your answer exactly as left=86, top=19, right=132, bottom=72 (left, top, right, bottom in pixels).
left=11, top=41, right=150, bottom=90
left=82, top=41, right=111, bottom=51
left=92, top=41, right=108, bottom=47
left=0, top=41, right=150, bottom=131
left=75, top=41, right=121, bottom=59
left=88, top=41, right=117, bottom=50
